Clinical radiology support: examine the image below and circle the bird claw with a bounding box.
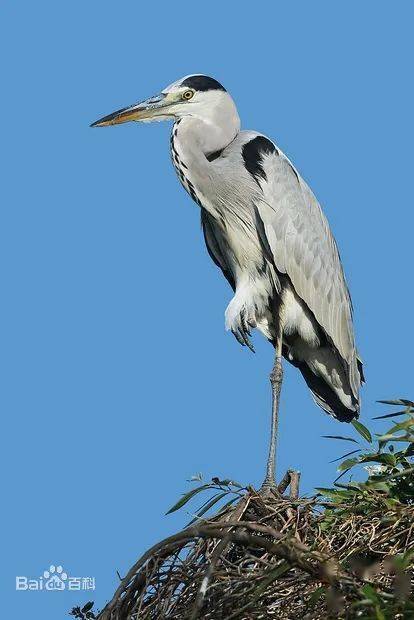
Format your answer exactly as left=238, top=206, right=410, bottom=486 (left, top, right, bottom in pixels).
left=232, top=327, right=255, bottom=352
left=244, top=333, right=255, bottom=353
left=225, top=300, right=255, bottom=352
left=241, top=313, right=251, bottom=336
left=232, top=328, right=246, bottom=347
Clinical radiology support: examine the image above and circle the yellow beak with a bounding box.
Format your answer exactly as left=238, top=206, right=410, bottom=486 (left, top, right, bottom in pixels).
left=90, top=93, right=172, bottom=127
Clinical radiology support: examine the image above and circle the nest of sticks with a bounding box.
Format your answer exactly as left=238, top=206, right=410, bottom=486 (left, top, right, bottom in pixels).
left=94, top=468, right=414, bottom=620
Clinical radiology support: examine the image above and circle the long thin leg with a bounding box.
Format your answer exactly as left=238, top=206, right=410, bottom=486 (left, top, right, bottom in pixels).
left=261, top=335, right=283, bottom=491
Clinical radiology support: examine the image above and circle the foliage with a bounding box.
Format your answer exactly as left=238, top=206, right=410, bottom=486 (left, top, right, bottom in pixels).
left=165, top=476, right=246, bottom=524
left=318, top=398, right=414, bottom=507
left=70, top=601, right=97, bottom=620
left=315, top=399, right=414, bottom=618
left=89, top=399, right=414, bottom=620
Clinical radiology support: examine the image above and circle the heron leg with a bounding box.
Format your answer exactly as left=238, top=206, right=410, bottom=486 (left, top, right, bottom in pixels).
left=260, top=337, right=283, bottom=492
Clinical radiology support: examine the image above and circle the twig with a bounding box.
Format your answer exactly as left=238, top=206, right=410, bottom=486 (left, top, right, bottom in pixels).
left=289, top=471, right=301, bottom=499
left=189, top=495, right=250, bottom=619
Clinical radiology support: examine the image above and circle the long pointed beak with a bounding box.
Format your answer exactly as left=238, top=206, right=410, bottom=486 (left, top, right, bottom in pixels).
left=90, top=93, right=170, bottom=127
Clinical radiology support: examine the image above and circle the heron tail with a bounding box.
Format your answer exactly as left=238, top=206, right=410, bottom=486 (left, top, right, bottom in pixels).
left=285, top=347, right=362, bottom=423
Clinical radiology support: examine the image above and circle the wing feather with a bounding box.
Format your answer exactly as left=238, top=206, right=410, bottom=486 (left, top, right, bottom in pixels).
left=253, top=149, right=360, bottom=398
left=201, top=209, right=236, bottom=291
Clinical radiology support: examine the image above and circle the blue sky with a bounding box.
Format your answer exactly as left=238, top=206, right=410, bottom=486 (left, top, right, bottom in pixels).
left=2, top=1, right=413, bottom=618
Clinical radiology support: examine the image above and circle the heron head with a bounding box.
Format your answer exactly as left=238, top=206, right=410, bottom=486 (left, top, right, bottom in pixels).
left=90, top=74, right=239, bottom=130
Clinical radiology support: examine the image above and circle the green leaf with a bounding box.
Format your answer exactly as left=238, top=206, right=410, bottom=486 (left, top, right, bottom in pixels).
left=360, top=452, right=397, bottom=467
left=210, top=477, right=244, bottom=489
left=386, top=418, right=414, bottom=435
left=381, top=466, right=414, bottom=482
left=377, top=399, right=414, bottom=407
left=228, top=480, right=244, bottom=489
left=352, top=419, right=372, bottom=443
left=330, top=448, right=361, bottom=463
left=338, top=457, right=360, bottom=472
left=361, top=584, right=381, bottom=605
left=188, top=472, right=203, bottom=482
left=265, top=561, right=291, bottom=580
left=365, top=481, right=390, bottom=492
left=377, top=433, right=414, bottom=442
left=315, top=487, right=350, bottom=500
left=334, top=482, right=361, bottom=491
left=322, top=435, right=358, bottom=443
left=378, top=453, right=397, bottom=466
left=334, top=467, right=354, bottom=484
left=166, top=484, right=213, bottom=514
left=395, top=549, right=414, bottom=571
left=216, top=496, right=240, bottom=515
left=372, top=410, right=409, bottom=420
left=309, top=585, right=326, bottom=605
left=187, top=491, right=229, bottom=524
left=399, top=399, right=414, bottom=407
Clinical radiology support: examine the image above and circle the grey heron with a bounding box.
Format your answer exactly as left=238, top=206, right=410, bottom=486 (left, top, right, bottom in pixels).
left=91, top=75, right=364, bottom=491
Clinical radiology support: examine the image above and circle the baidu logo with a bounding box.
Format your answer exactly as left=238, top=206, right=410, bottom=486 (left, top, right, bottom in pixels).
left=16, top=564, right=95, bottom=592
left=43, top=565, right=67, bottom=590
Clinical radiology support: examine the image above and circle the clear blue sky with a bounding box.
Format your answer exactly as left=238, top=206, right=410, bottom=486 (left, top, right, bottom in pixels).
left=2, top=1, right=413, bottom=618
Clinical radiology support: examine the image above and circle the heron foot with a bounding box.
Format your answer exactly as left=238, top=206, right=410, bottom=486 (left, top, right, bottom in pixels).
left=225, top=298, right=255, bottom=352
left=259, top=478, right=280, bottom=498
left=259, top=470, right=301, bottom=499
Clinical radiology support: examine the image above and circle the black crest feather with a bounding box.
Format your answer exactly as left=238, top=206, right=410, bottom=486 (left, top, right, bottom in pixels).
left=181, top=75, right=226, bottom=92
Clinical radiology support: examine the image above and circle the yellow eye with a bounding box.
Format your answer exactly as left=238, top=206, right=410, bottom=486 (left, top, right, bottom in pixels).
left=182, top=90, right=194, bottom=100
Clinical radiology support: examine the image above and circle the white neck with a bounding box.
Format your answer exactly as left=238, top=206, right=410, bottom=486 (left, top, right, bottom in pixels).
left=172, top=114, right=238, bottom=201
left=169, top=91, right=240, bottom=217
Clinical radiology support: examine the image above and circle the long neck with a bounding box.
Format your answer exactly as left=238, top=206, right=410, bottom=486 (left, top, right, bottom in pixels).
left=170, top=106, right=240, bottom=215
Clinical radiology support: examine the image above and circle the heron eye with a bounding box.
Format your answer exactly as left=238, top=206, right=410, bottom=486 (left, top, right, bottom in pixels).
left=182, top=90, right=194, bottom=100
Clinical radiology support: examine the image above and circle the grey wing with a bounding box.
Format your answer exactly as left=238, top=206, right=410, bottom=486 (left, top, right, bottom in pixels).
left=253, top=148, right=361, bottom=398
left=201, top=209, right=236, bottom=291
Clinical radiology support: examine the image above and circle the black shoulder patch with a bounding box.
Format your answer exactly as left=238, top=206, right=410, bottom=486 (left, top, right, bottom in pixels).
left=242, top=136, right=277, bottom=185
left=181, top=75, right=226, bottom=92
